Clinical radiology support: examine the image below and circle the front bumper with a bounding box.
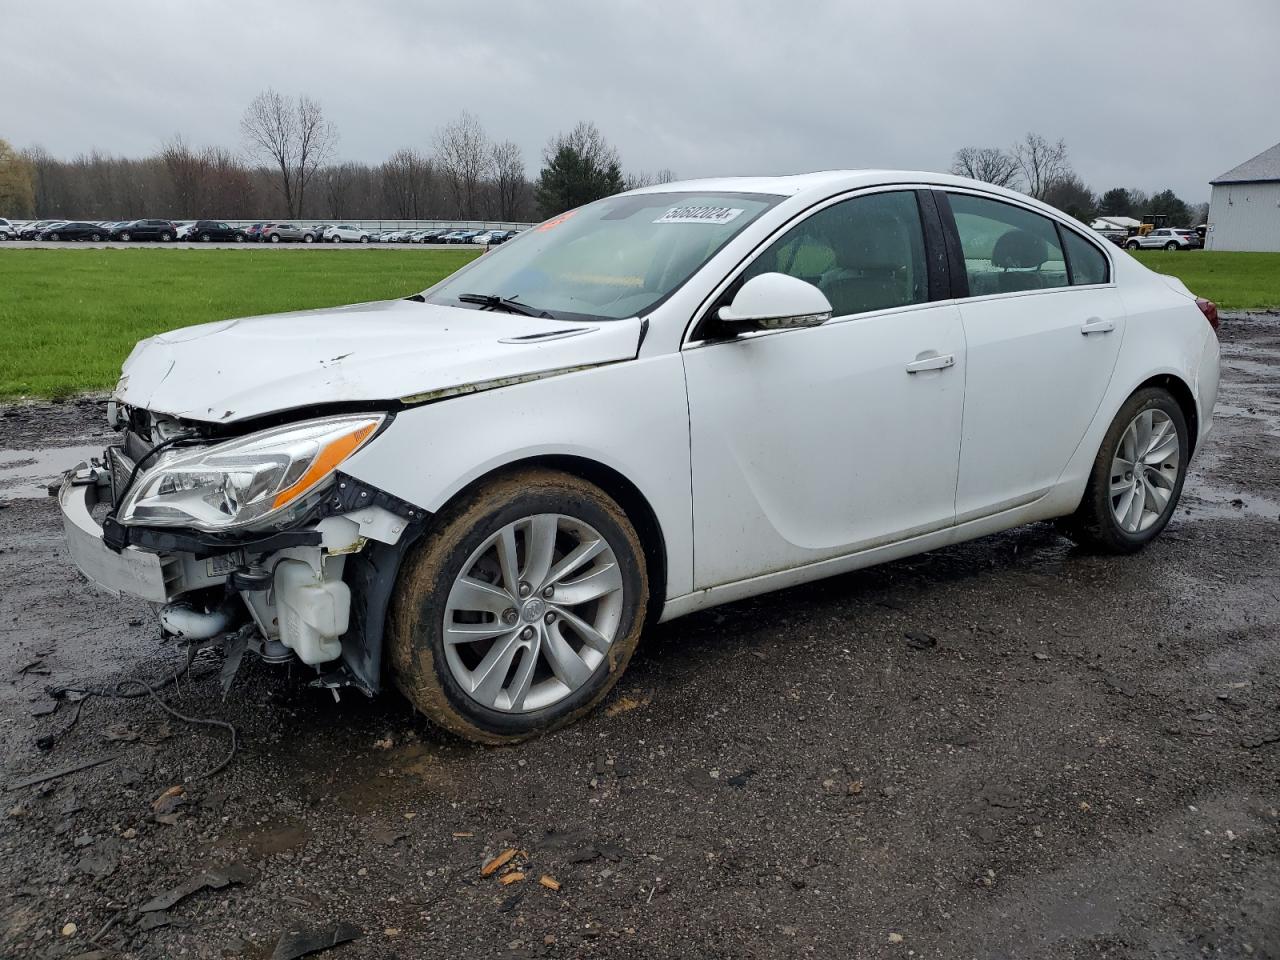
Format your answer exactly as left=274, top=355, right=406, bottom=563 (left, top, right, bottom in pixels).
left=59, top=464, right=178, bottom=602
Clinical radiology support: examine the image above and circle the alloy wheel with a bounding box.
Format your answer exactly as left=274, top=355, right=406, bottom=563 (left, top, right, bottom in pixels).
left=443, top=513, right=625, bottom=713
left=1110, top=409, right=1180, bottom=534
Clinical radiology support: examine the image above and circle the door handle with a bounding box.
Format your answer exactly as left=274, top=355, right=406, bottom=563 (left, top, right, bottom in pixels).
left=905, top=353, right=955, bottom=374
left=1081, top=317, right=1115, bottom=335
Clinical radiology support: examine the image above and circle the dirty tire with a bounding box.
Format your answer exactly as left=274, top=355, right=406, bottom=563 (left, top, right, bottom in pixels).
left=1058, top=387, right=1188, bottom=553
left=388, top=468, right=648, bottom=744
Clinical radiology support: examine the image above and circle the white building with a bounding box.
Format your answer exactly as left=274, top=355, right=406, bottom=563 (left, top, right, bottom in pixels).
left=1206, top=140, right=1280, bottom=251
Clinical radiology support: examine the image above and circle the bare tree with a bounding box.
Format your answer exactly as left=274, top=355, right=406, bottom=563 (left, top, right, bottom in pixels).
left=949, top=146, right=1018, bottom=188
left=1012, top=133, right=1071, bottom=201
left=240, top=89, right=336, bottom=217
left=623, top=168, right=677, bottom=190
left=0, top=138, right=36, bottom=216
left=546, top=120, right=621, bottom=173
left=380, top=148, right=435, bottom=219
left=434, top=112, right=491, bottom=219
left=490, top=140, right=525, bottom=220
left=295, top=95, right=337, bottom=218
left=160, top=134, right=208, bottom=216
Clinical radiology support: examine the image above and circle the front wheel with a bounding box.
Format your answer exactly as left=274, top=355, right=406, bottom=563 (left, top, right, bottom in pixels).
left=1126, top=241, right=1141, bottom=250
left=1058, top=388, right=1188, bottom=553
left=360, top=236, right=369, bottom=243
left=1165, top=241, right=1179, bottom=251
left=90, top=233, right=102, bottom=241
left=303, top=234, right=314, bottom=243
left=388, top=468, right=648, bottom=744
left=160, top=232, right=173, bottom=242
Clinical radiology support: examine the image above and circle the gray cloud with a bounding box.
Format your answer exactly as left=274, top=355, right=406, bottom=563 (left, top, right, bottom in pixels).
left=3, top=0, right=1277, bottom=201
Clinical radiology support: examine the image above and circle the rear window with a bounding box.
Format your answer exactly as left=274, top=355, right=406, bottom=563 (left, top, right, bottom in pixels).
left=1061, top=229, right=1109, bottom=285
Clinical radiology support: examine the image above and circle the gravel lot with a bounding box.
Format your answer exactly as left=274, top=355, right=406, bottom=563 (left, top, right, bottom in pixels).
left=1, top=314, right=1277, bottom=960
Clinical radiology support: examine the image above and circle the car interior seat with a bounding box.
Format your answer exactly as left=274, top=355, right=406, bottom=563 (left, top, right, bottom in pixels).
left=990, top=229, right=1049, bottom=293
left=819, top=212, right=916, bottom=315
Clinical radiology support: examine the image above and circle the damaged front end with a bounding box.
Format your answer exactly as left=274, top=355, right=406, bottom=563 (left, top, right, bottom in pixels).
left=58, top=405, right=426, bottom=696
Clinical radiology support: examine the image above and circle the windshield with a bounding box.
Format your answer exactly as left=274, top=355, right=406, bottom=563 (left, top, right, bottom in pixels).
left=426, top=191, right=781, bottom=320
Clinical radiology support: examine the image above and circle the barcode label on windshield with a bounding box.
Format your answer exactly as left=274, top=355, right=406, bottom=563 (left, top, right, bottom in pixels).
left=654, top=206, right=744, bottom=225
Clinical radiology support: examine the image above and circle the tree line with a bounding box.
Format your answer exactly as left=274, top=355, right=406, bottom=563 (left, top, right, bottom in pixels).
left=0, top=89, right=674, bottom=223
left=1, top=98, right=1206, bottom=228
left=951, top=133, right=1207, bottom=227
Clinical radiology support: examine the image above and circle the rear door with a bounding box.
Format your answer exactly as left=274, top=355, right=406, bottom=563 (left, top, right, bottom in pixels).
left=939, top=190, right=1125, bottom=521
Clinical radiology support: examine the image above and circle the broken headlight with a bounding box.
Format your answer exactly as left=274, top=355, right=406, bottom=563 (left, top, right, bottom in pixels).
left=115, top=414, right=385, bottom=532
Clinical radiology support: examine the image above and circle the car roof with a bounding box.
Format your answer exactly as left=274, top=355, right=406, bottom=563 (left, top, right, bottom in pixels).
left=623, top=168, right=1022, bottom=199
left=621, top=169, right=1090, bottom=223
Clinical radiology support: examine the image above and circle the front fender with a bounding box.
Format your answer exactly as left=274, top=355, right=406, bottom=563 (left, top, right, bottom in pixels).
left=340, top=355, right=693, bottom=601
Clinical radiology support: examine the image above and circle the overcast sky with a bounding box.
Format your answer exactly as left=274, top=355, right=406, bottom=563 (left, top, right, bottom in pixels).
left=3, top=0, right=1277, bottom=202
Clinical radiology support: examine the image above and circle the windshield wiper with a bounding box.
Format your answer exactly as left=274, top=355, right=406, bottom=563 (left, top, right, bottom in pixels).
left=456, top=293, right=551, bottom=318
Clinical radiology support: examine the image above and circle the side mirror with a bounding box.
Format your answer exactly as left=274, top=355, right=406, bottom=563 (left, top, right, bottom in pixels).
left=717, top=272, right=833, bottom=331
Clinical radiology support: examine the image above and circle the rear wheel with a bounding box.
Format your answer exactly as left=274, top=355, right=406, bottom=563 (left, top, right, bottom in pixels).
left=1058, top=388, right=1188, bottom=553
left=270, top=234, right=281, bottom=243
left=388, top=468, right=648, bottom=744
left=1164, top=241, right=1179, bottom=251
left=119, top=232, right=131, bottom=241
left=199, top=232, right=211, bottom=242
left=160, top=232, right=173, bottom=242
left=1126, top=240, right=1141, bottom=250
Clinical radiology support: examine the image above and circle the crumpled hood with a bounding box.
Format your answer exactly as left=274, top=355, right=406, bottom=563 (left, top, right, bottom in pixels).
left=115, top=299, right=643, bottom=423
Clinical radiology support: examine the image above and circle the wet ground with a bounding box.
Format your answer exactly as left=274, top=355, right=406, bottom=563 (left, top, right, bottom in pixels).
left=1, top=315, right=1278, bottom=960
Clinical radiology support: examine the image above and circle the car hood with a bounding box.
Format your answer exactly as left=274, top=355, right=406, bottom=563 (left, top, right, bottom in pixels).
left=115, top=298, right=644, bottom=424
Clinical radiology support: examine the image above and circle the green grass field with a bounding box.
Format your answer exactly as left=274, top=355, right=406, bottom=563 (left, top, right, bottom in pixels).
left=0, top=247, right=1276, bottom=399
left=0, top=249, right=480, bottom=399
left=1131, top=250, right=1280, bottom=310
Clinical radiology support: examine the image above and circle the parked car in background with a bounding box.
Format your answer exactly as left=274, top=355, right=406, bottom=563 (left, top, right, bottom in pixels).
left=175, top=221, right=197, bottom=240
left=0, top=218, right=16, bottom=240
left=41, top=221, right=109, bottom=241
left=263, top=223, right=318, bottom=243
left=188, top=220, right=247, bottom=242
left=19, top=220, right=62, bottom=240
left=1126, top=227, right=1200, bottom=251
left=471, top=231, right=499, bottom=244
left=324, top=224, right=371, bottom=243
left=487, top=230, right=517, bottom=245
left=110, top=219, right=178, bottom=242
left=443, top=230, right=481, bottom=244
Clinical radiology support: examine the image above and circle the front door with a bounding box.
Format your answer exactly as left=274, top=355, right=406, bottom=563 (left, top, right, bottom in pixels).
left=684, top=189, right=966, bottom=589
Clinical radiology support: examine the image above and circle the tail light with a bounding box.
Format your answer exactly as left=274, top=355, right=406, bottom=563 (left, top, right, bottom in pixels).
left=1195, top=297, right=1220, bottom=333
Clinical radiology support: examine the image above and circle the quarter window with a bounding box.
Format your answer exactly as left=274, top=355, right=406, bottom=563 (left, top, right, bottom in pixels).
left=948, top=194, right=1068, bottom=296
left=1061, top=228, right=1109, bottom=285
left=742, top=191, right=929, bottom=317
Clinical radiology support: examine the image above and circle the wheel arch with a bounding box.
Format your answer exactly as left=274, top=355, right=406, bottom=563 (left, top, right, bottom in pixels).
left=433, top=453, right=670, bottom=626
left=1132, top=372, right=1199, bottom=454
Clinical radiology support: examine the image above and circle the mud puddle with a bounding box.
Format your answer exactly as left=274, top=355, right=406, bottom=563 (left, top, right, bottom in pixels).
left=0, top=445, right=100, bottom=499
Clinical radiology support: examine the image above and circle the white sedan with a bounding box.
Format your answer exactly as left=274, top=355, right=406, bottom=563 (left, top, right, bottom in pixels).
left=324, top=224, right=371, bottom=243
left=59, top=171, right=1220, bottom=743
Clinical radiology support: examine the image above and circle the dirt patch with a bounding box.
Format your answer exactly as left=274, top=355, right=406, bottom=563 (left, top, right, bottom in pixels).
left=0, top=315, right=1277, bottom=959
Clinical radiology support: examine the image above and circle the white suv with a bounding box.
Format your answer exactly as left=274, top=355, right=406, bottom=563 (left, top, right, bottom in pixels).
left=0, top=218, right=16, bottom=240
left=1126, top=228, right=1200, bottom=251
left=324, top=224, right=371, bottom=243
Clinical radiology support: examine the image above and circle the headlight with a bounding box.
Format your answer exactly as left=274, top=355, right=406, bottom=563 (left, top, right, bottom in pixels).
left=116, top=414, right=385, bottom=532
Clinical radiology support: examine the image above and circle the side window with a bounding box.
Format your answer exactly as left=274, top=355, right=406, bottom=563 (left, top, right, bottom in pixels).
left=1061, top=229, right=1109, bottom=286
left=742, top=191, right=929, bottom=317
left=949, top=194, right=1068, bottom=296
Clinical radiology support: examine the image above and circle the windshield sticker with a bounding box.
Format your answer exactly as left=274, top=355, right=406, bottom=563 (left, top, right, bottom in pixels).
left=654, top=206, right=744, bottom=225
left=535, top=209, right=577, bottom=232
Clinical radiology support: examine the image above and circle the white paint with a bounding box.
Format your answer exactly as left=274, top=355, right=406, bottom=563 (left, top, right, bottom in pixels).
left=73, top=169, right=1220, bottom=631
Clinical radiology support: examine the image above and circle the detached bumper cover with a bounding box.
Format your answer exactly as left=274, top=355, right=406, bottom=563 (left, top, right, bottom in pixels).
left=59, top=467, right=178, bottom=603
